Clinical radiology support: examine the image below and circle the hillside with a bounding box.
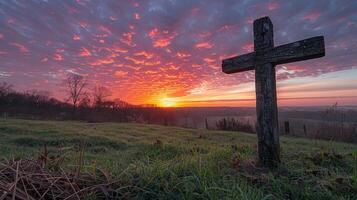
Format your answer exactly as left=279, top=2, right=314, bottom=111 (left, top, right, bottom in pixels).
left=0, top=119, right=356, bottom=199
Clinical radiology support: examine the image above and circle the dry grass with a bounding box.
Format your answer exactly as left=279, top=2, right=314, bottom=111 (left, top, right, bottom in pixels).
left=0, top=146, right=121, bottom=200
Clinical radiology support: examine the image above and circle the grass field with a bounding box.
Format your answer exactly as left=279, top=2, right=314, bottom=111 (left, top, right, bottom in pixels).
left=0, top=118, right=357, bottom=199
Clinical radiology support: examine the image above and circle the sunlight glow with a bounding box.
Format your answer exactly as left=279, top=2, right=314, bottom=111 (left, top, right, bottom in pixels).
left=160, top=98, right=177, bottom=107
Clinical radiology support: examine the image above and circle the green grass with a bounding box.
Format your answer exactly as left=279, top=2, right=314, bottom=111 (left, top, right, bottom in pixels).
left=0, top=118, right=357, bottom=199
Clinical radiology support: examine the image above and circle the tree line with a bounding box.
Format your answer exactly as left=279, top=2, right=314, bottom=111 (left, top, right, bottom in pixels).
left=0, top=73, right=175, bottom=124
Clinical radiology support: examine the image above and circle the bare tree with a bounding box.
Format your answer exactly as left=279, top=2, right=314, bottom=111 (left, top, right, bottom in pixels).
left=92, top=85, right=111, bottom=108
left=0, top=82, right=13, bottom=97
left=79, top=94, right=91, bottom=108
left=64, top=73, right=87, bottom=115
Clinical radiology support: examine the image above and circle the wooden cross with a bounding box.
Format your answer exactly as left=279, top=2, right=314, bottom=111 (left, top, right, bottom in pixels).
left=222, top=16, right=325, bottom=167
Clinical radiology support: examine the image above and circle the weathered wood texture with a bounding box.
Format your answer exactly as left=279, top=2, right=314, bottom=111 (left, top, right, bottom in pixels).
left=222, top=36, right=325, bottom=74
left=254, top=17, right=280, bottom=167
left=220, top=16, right=325, bottom=167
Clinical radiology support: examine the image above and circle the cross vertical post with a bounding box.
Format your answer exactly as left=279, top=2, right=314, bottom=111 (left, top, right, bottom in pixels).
left=221, top=16, right=325, bottom=168
left=254, top=17, right=280, bottom=166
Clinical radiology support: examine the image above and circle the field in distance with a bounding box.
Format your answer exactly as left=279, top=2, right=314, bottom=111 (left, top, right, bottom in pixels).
left=0, top=118, right=357, bottom=199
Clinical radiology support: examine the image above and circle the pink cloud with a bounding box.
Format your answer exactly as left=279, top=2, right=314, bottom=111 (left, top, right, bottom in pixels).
left=133, top=13, right=141, bottom=20
left=90, top=53, right=118, bottom=66
left=195, top=31, right=212, bottom=38
left=53, top=53, right=63, bottom=61
left=98, top=25, right=112, bottom=35
left=195, top=42, right=213, bottom=49
left=115, top=71, right=128, bottom=77
left=302, top=12, right=321, bottom=22
left=242, top=42, right=253, bottom=52
left=267, top=3, right=279, bottom=11
left=109, top=16, right=117, bottom=21
left=121, top=32, right=135, bottom=46
left=10, top=42, right=29, bottom=53
left=148, top=28, right=159, bottom=39
left=79, top=47, right=91, bottom=57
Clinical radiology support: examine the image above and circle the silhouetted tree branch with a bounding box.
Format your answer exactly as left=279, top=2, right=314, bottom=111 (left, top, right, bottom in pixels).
left=92, top=85, right=111, bottom=109
left=64, top=73, right=88, bottom=117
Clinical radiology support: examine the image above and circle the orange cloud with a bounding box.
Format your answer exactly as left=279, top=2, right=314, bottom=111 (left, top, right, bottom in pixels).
left=125, top=56, right=160, bottom=66
left=90, top=58, right=114, bottom=66
left=72, top=35, right=81, bottom=40
left=121, top=32, right=135, bottom=46
left=134, top=51, right=154, bottom=59
left=203, top=57, right=215, bottom=63
left=115, top=71, right=128, bottom=77
left=169, top=65, right=180, bottom=70
left=153, top=38, right=171, bottom=47
left=149, top=28, right=176, bottom=48
left=176, top=52, right=191, bottom=58
left=195, top=42, right=213, bottom=49
left=111, top=46, right=128, bottom=53
left=144, top=70, right=157, bottom=74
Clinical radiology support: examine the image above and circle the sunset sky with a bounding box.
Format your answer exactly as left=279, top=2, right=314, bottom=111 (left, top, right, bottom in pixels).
left=0, top=0, right=356, bottom=107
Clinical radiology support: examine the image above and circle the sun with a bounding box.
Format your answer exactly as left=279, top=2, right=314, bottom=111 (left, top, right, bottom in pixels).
left=161, top=98, right=177, bottom=107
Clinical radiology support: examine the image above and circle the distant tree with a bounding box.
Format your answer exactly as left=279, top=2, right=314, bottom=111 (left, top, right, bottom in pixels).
left=92, top=85, right=111, bottom=108
left=24, top=90, right=51, bottom=108
left=78, top=94, right=91, bottom=108
left=63, top=73, right=88, bottom=116
left=0, top=82, right=13, bottom=97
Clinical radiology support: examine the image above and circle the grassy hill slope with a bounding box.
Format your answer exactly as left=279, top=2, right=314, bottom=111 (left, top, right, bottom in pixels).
left=0, top=119, right=356, bottom=199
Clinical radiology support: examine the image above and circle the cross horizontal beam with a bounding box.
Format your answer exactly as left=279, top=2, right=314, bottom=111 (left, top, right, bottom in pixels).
left=222, top=36, right=325, bottom=74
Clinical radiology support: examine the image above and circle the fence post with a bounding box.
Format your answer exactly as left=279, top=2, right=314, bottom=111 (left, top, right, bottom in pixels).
left=205, top=118, right=209, bottom=130
left=284, top=121, right=290, bottom=135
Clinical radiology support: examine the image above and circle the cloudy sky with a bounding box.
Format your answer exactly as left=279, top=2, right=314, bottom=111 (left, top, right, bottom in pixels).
left=0, top=0, right=356, bottom=107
